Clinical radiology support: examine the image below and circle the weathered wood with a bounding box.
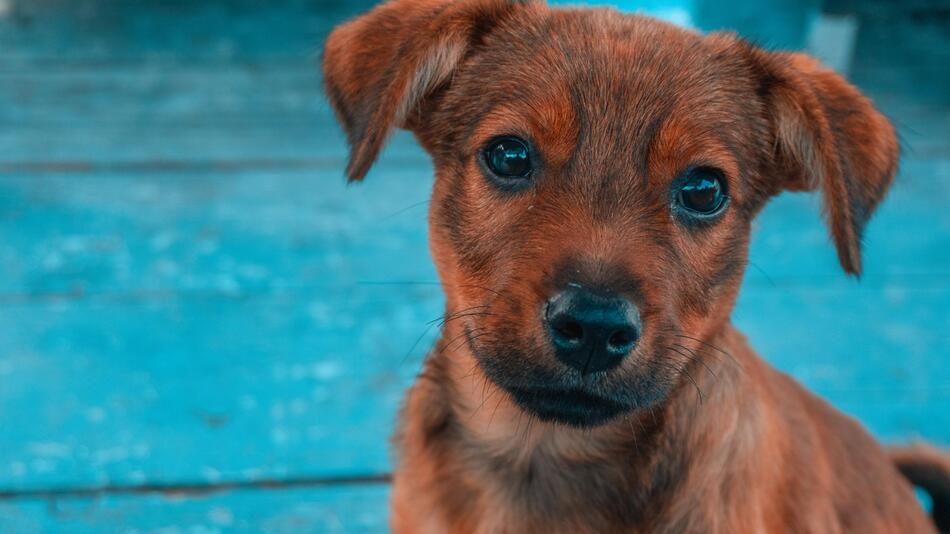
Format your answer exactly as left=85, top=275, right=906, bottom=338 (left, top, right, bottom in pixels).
left=0, top=166, right=437, bottom=296
left=0, top=159, right=947, bottom=300
left=0, top=0, right=946, bottom=524
left=0, top=283, right=945, bottom=492
left=0, top=0, right=377, bottom=63
left=0, top=284, right=437, bottom=492
left=0, top=62, right=941, bottom=165
left=0, top=483, right=390, bottom=533
left=0, top=143, right=947, bottom=496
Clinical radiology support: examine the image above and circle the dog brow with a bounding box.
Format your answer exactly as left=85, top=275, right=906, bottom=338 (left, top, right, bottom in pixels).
left=639, top=109, right=671, bottom=177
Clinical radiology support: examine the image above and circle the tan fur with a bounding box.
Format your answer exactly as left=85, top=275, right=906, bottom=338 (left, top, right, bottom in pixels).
left=323, top=1, right=947, bottom=532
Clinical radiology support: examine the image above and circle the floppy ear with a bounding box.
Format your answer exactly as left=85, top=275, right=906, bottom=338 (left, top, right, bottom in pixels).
left=754, top=50, right=899, bottom=276
left=323, top=0, right=531, bottom=182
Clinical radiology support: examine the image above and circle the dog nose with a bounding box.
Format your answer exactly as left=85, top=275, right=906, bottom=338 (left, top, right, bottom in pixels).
left=544, top=287, right=641, bottom=374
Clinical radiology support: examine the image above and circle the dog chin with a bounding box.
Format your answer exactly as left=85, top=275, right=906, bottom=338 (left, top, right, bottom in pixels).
left=508, top=386, right=632, bottom=428
left=467, top=336, right=640, bottom=427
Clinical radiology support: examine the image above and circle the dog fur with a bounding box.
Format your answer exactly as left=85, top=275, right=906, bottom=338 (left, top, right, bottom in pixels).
left=323, top=1, right=950, bottom=532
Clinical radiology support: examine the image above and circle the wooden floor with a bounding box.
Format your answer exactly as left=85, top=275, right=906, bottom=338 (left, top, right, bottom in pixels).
left=0, top=0, right=947, bottom=531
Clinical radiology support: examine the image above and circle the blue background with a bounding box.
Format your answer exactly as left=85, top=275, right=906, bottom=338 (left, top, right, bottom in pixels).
left=0, top=0, right=947, bottom=531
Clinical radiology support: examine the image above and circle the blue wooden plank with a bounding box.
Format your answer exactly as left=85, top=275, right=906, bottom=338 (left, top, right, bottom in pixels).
left=0, top=5, right=944, bottom=166
left=0, top=65, right=329, bottom=123
left=0, top=64, right=942, bottom=165
left=0, top=0, right=945, bottom=523
left=0, top=166, right=436, bottom=297
left=0, top=0, right=377, bottom=62
left=0, top=483, right=390, bottom=533
left=744, top=157, right=950, bottom=283
left=0, top=285, right=441, bottom=492
left=0, top=112, right=424, bottom=169
left=0, top=284, right=945, bottom=492
left=0, top=159, right=946, bottom=300
left=735, top=285, right=950, bottom=442
left=0, top=145, right=946, bottom=495
left=0, top=65, right=425, bottom=165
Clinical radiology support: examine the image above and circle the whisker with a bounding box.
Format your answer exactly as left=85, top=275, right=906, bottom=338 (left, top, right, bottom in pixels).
left=469, top=378, right=502, bottom=422
left=668, top=343, right=718, bottom=381
left=520, top=412, right=535, bottom=451
left=428, top=305, right=491, bottom=326
left=748, top=261, right=776, bottom=287
left=457, top=359, right=483, bottom=382
left=448, top=282, right=517, bottom=305
left=674, top=334, right=743, bottom=370
left=438, top=328, right=480, bottom=357
left=432, top=310, right=492, bottom=328
left=681, top=367, right=704, bottom=404
left=377, top=199, right=429, bottom=222
left=445, top=329, right=490, bottom=353
left=627, top=414, right=643, bottom=458
left=488, top=393, right=506, bottom=431
left=401, top=305, right=488, bottom=365
left=402, top=325, right=438, bottom=365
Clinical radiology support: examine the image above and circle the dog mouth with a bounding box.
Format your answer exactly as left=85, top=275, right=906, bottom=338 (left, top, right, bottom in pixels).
left=464, top=324, right=638, bottom=427
left=508, top=386, right=629, bottom=427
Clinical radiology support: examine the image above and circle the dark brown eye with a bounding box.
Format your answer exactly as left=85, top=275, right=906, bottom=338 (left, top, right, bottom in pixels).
left=676, top=167, right=727, bottom=215
left=485, top=137, right=532, bottom=179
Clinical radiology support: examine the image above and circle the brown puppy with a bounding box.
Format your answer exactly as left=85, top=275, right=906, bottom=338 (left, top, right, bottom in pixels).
left=323, top=1, right=950, bottom=532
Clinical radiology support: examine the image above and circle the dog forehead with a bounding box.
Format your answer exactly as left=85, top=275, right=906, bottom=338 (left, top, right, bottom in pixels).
left=481, top=9, right=716, bottom=93
left=453, top=8, right=740, bottom=149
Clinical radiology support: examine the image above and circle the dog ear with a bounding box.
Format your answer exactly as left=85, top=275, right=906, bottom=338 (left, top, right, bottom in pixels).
left=753, top=50, right=899, bottom=276
left=323, top=0, right=532, bottom=182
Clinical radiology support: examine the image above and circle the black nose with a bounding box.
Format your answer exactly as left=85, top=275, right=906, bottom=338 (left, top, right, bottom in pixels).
left=544, top=286, right=641, bottom=374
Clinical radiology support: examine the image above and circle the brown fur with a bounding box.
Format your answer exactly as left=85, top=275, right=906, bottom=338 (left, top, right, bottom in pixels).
left=323, top=1, right=948, bottom=532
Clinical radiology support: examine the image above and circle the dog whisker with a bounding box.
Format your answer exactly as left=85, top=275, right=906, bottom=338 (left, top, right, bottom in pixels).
left=444, top=329, right=489, bottom=354
left=402, top=305, right=488, bottom=365
left=487, top=391, right=507, bottom=432
left=681, top=368, right=704, bottom=405
left=402, top=302, right=498, bottom=368
left=402, top=327, right=445, bottom=367
left=429, top=305, right=492, bottom=327
left=377, top=198, right=430, bottom=222
left=673, top=334, right=743, bottom=371
left=625, top=413, right=643, bottom=458
left=667, top=344, right=719, bottom=382
left=650, top=358, right=704, bottom=403
left=436, top=311, right=493, bottom=328
left=469, top=377, right=503, bottom=423
left=457, top=359, right=484, bottom=382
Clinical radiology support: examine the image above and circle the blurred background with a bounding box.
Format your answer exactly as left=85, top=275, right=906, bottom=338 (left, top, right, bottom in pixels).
left=0, top=0, right=946, bottom=531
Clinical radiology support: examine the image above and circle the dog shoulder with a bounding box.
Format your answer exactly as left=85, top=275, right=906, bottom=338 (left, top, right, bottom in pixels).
left=766, top=368, right=935, bottom=532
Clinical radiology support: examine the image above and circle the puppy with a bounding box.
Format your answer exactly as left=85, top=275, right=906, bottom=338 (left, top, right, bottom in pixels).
left=323, top=1, right=949, bottom=532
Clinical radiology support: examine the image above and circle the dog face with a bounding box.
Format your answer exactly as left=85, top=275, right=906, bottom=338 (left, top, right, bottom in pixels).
left=324, top=0, right=898, bottom=427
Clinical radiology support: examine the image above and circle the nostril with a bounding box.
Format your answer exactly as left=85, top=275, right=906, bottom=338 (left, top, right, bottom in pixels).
left=552, top=318, right=584, bottom=345
left=607, top=327, right=637, bottom=353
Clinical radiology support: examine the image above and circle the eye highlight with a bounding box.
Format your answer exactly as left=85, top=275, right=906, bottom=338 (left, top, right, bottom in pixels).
left=673, top=167, right=728, bottom=219
left=483, top=137, right=533, bottom=186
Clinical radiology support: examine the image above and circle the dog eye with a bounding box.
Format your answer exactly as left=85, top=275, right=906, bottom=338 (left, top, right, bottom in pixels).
left=484, top=137, right=532, bottom=179
left=675, top=167, right=727, bottom=215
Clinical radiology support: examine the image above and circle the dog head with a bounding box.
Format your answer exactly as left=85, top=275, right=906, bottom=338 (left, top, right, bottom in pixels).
left=324, top=0, right=898, bottom=427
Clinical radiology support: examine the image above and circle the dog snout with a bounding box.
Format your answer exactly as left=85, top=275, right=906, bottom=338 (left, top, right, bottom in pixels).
left=544, top=286, right=641, bottom=374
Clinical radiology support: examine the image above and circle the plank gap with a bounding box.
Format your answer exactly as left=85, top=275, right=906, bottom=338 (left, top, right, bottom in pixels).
left=0, top=472, right=392, bottom=501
